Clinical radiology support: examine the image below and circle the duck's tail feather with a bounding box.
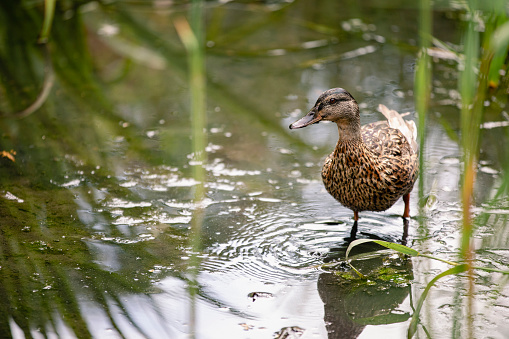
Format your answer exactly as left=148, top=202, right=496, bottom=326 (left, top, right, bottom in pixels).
left=378, top=104, right=418, bottom=153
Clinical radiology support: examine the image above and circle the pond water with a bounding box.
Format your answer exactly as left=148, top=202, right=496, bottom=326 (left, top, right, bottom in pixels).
left=1, top=1, right=509, bottom=338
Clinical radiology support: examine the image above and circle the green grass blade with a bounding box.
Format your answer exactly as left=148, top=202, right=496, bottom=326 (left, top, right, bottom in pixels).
left=490, top=21, right=509, bottom=54
left=372, top=240, right=420, bottom=256
left=346, top=239, right=420, bottom=262
left=408, top=264, right=468, bottom=338
left=39, top=0, right=56, bottom=43
left=346, top=239, right=420, bottom=278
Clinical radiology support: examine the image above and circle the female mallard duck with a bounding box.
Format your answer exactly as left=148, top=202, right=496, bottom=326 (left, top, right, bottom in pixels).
left=289, top=88, right=418, bottom=222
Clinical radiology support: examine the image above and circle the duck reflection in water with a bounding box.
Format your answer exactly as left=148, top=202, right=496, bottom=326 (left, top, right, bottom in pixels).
left=290, top=88, right=418, bottom=234
left=318, top=250, right=412, bottom=339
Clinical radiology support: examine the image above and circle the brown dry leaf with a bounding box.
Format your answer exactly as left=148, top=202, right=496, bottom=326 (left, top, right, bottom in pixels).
left=239, top=323, right=254, bottom=331
left=1, top=150, right=16, bottom=162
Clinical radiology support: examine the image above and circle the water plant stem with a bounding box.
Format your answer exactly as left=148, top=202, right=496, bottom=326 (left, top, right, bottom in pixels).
left=415, top=1, right=433, bottom=336
left=459, top=1, right=482, bottom=336
left=39, top=0, right=56, bottom=43
left=175, top=1, right=206, bottom=337
left=416, top=0, right=431, bottom=209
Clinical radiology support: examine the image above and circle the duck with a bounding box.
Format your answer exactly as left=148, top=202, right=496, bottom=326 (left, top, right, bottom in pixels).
left=289, top=88, right=418, bottom=222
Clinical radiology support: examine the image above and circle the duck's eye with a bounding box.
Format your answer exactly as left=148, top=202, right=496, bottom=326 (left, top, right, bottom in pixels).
left=329, top=98, right=337, bottom=104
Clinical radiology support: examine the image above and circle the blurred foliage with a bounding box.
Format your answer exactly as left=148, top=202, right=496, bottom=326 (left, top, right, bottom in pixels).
left=0, top=1, right=186, bottom=337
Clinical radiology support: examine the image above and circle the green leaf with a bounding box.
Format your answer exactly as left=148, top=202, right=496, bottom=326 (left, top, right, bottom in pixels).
left=39, top=0, right=56, bottom=44
left=490, top=21, right=509, bottom=55
left=373, top=240, right=420, bottom=256
left=345, top=239, right=420, bottom=262
left=345, top=239, right=420, bottom=278
left=408, top=264, right=468, bottom=338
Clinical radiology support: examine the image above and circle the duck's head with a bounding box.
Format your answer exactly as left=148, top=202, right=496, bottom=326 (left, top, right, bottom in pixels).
left=289, top=88, right=359, bottom=130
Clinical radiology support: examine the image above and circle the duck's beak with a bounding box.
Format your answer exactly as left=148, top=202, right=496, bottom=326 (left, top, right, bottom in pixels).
left=289, top=109, right=322, bottom=129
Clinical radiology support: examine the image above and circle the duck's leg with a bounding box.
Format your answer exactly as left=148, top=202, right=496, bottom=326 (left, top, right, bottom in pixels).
left=354, top=211, right=359, bottom=221
left=403, top=193, right=410, bottom=218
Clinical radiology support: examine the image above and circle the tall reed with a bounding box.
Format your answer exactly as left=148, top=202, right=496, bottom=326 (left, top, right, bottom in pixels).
left=415, top=0, right=431, bottom=233
left=39, top=0, right=55, bottom=43
left=175, top=0, right=207, bottom=337
left=459, top=3, right=480, bottom=337
left=414, top=0, right=432, bottom=335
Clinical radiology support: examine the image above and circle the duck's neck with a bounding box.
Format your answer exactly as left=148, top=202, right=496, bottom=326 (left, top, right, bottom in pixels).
left=334, top=120, right=363, bottom=153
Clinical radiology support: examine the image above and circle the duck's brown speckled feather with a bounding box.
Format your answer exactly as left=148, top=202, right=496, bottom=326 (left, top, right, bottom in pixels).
left=321, top=120, right=418, bottom=213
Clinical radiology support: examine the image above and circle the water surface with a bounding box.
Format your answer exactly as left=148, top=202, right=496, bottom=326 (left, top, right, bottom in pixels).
left=1, top=1, right=509, bottom=338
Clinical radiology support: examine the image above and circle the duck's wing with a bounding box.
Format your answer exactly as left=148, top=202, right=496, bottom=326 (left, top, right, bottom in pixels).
left=378, top=104, right=418, bottom=153
left=362, top=122, right=409, bottom=157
